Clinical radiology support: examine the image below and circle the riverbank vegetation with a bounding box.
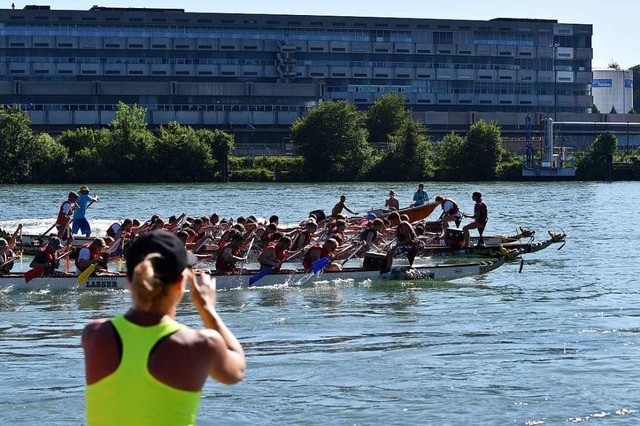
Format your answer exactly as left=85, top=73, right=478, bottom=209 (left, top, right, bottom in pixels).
left=0, top=97, right=638, bottom=184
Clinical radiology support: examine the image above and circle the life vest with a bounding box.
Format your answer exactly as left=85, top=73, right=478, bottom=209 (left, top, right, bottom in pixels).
left=359, top=228, right=378, bottom=244
left=75, top=243, right=101, bottom=272
left=106, top=222, right=121, bottom=238
left=395, top=221, right=417, bottom=245
left=55, top=201, right=73, bottom=226
left=441, top=197, right=459, bottom=215
left=475, top=202, right=488, bottom=225
left=302, top=243, right=330, bottom=270
left=260, top=241, right=286, bottom=272
left=215, top=241, right=239, bottom=274
left=291, top=231, right=310, bottom=251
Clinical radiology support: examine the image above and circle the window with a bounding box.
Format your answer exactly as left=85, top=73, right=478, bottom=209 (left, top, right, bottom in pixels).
left=58, top=43, right=73, bottom=48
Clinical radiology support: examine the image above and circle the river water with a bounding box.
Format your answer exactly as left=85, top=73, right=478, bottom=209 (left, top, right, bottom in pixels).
left=0, top=181, right=639, bottom=425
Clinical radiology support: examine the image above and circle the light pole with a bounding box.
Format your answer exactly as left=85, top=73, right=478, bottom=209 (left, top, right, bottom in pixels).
left=550, top=42, right=559, bottom=122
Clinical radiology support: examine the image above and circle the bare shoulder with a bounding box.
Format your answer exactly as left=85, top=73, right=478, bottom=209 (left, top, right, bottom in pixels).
left=193, top=328, right=226, bottom=353
left=81, top=319, right=113, bottom=346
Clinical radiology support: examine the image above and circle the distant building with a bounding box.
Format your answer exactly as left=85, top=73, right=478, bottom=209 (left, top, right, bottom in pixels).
left=592, top=68, right=633, bottom=114
left=0, top=6, right=595, bottom=151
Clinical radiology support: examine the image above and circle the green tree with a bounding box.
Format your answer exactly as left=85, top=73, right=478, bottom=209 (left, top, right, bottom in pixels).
left=462, top=120, right=503, bottom=180
left=576, top=132, right=618, bottom=180
left=155, top=122, right=216, bottom=182
left=591, top=104, right=600, bottom=114
left=70, top=129, right=118, bottom=182
left=433, top=132, right=466, bottom=180
left=196, top=128, right=234, bottom=178
left=291, top=101, right=372, bottom=181
left=0, top=105, right=39, bottom=183
left=365, top=93, right=411, bottom=145
left=31, top=133, right=70, bottom=183
left=609, top=105, right=618, bottom=114
left=109, top=102, right=156, bottom=182
left=57, top=127, right=104, bottom=157
left=386, top=119, right=432, bottom=180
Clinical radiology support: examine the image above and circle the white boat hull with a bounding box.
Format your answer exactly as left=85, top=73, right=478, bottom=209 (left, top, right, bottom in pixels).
left=0, top=259, right=504, bottom=291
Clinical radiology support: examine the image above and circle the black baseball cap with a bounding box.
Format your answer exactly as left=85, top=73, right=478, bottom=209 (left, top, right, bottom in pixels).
left=126, top=231, right=197, bottom=282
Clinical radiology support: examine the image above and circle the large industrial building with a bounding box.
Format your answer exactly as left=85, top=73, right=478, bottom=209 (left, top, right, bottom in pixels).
left=592, top=68, right=633, bottom=114
left=0, top=6, right=612, bottom=152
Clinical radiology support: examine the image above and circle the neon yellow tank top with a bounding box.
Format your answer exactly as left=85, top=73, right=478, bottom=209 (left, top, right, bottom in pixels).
left=86, top=315, right=202, bottom=426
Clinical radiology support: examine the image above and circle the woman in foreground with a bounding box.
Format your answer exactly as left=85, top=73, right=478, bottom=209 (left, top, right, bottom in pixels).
left=82, top=231, right=245, bottom=425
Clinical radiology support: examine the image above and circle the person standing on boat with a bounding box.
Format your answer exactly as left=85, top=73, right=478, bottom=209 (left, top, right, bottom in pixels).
left=411, top=183, right=429, bottom=207
left=55, top=191, right=78, bottom=242
left=462, top=192, right=488, bottom=247
left=331, top=195, right=359, bottom=218
left=72, top=186, right=99, bottom=238
left=384, top=212, right=419, bottom=273
left=29, top=236, right=64, bottom=276
left=83, top=231, right=245, bottom=425
left=435, top=195, right=463, bottom=236
left=385, top=190, right=400, bottom=211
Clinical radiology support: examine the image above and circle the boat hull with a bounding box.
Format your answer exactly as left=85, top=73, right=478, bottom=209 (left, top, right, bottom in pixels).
left=370, top=202, right=439, bottom=223
left=0, top=258, right=504, bottom=291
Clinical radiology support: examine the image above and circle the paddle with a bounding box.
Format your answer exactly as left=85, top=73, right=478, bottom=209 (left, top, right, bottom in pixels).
left=0, top=256, right=19, bottom=269
left=340, top=242, right=364, bottom=266
left=24, top=265, right=45, bottom=283
left=38, top=223, right=58, bottom=241
left=24, top=249, right=73, bottom=283
left=77, top=263, right=98, bottom=285
left=248, top=250, right=303, bottom=286
left=311, top=256, right=332, bottom=273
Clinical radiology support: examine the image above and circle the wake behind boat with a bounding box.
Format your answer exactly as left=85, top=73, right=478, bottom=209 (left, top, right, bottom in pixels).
left=0, top=257, right=505, bottom=292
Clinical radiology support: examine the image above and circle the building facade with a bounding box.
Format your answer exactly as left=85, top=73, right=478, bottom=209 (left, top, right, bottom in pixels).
left=592, top=68, right=633, bottom=114
left=0, top=6, right=594, bottom=149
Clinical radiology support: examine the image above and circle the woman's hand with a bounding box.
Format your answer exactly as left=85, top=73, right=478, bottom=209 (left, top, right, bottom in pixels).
left=189, top=269, right=217, bottom=312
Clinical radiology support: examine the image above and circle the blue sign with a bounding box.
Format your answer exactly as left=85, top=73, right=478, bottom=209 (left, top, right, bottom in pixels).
left=593, top=79, right=612, bottom=88
left=625, top=79, right=633, bottom=88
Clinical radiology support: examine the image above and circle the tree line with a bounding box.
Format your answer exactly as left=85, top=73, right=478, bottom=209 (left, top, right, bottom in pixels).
left=1, top=96, right=638, bottom=184
left=0, top=102, right=233, bottom=184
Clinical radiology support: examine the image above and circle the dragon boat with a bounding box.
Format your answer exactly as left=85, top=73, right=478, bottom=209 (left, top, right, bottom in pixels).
left=0, top=256, right=505, bottom=292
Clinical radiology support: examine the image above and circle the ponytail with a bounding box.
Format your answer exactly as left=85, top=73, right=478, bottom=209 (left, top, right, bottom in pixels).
left=130, top=253, right=167, bottom=310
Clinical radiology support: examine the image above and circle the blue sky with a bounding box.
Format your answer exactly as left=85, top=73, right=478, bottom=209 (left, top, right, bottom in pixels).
left=25, top=0, right=638, bottom=69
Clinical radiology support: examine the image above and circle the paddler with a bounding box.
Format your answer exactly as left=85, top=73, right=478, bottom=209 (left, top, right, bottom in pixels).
left=257, top=236, right=292, bottom=272
left=76, top=237, right=108, bottom=274
left=215, top=231, right=247, bottom=274
left=82, top=231, right=245, bottom=425
left=29, top=236, right=65, bottom=276
left=0, top=237, right=18, bottom=275
left=383, top=212, right=419, bottom=273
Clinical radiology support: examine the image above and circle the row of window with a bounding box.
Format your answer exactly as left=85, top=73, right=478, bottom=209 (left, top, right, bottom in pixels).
left=19, top=103, right=313, bottom=112
left=0, top=24, right=584, bottom=46
left=0, top=56, right=589, bottom=73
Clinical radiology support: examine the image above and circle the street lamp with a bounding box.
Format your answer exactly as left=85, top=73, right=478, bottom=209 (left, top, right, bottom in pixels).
left=550, top=42, right=559, bottom=122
